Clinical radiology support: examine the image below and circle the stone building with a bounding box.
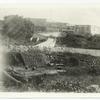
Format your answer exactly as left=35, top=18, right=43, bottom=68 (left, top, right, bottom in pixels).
left=46, top=22, right=69, bottom=32
left=74, top=25, right=100, bottom=36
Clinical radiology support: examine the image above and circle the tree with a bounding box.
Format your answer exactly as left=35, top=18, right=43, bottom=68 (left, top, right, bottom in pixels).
left=2, top=15, right=34, bottom=42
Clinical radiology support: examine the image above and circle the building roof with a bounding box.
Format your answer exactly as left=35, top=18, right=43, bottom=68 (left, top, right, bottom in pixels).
left=30, top=33, right=47, bottom=41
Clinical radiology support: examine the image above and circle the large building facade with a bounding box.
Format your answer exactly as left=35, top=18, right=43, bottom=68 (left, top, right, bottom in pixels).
left=62, top=25, right=100, bottom=36
left=46, top=22, right=69, bottom=32
left=74, top=25, right=100, bottom=35
left=28, top=18, right=100, bottom=35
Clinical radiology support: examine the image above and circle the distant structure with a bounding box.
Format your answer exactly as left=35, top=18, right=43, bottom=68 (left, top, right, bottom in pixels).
left=28, top=18, right=69, bottom=33
left=2, top=16, right=100, bottom=36
left=30, top=32, right=65, bottom=48
left=46, top=22, right=69, bottom=32
left=28, top=18, right=100, bottom=38
left=30, top=33, right=47, bottom=43
left=61, top=25, right=100, bottom=36
left=74, top=25, right=100, bottom=36
left=61, top=25, right=75, bottom=34
left=88, top=25, right=100, bottom=35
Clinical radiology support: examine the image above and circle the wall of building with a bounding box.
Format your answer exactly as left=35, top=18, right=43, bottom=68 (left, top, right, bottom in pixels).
left=46, top=22, right=68, bottom=32
left=28, top=18, right=100, bottom=35
left=61, top=25, right=75, bottom=33
left=60, top=25, right=92, bottom=36
left=70, top=25, right=100, bottom=36
left=91, top=25, right=100, bottom=35
left=46, top=27, right=59, bottom=32
left=74, top=25, right=91, bottom=36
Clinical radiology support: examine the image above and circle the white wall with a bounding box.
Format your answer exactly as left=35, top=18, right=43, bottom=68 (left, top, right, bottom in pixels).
left=91, top=25, right=100, bottom=35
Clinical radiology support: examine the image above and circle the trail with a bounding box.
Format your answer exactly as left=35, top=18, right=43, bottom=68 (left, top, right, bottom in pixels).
left=35, top=38, right=56, bottom=48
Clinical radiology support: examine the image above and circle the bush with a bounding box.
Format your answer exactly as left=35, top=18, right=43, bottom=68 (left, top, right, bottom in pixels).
left=56, top=33, right=100, bottom=49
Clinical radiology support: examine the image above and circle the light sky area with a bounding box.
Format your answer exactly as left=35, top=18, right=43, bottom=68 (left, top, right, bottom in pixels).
left=0, top=4, right=100, bottom=26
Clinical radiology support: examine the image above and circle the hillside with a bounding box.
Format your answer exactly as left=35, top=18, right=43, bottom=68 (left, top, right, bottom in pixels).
left=56, top=33, right=100, bottom=49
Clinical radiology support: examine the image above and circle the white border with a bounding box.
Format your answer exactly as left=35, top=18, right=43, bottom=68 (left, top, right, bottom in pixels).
left=0, top=92, right=100, bottom=98
left=0, top=0, right=100, bottom=4
left=0, top=0, right=100, bottom=98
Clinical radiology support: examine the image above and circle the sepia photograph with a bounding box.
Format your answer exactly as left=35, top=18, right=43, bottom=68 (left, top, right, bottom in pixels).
left=0, top=1, right=100, bottom=97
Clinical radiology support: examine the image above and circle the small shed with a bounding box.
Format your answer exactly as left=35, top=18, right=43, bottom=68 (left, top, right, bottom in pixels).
left=30, top=33, right=47, bottom=43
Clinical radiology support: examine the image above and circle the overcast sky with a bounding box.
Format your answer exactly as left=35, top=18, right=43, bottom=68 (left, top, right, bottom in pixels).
left=0, top=4, right=100, bottom=26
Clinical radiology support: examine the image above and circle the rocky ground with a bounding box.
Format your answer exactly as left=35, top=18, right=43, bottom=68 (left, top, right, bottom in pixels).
left=2, top=72, right=100, bottom=92
left=2, top=35, right=100, bottom=92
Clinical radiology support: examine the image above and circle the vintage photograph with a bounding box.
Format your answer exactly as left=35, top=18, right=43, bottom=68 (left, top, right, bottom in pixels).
left=1, top=4, right=100, bottom=93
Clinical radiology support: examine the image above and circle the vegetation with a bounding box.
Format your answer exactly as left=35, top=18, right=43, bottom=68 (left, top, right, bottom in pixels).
left=2, top=15, right=34, bottom=43
left=56, top=33, right=100, bottom=49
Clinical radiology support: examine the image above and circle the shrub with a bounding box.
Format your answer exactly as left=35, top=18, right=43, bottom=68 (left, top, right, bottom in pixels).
left=2, top=15, right=34, bottom=43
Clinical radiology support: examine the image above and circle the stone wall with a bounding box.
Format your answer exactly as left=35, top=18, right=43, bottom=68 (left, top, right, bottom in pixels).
left=5, top=50, right=100, bottom=75
left=47, top=52, right=100, bottom=68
